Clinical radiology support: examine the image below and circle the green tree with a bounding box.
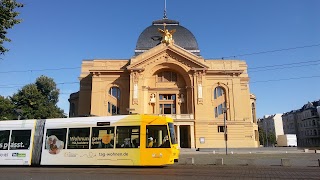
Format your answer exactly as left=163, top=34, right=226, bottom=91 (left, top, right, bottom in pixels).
left=11, top=75, right=66, bottom=119
left=0, top=0, right=23, bottom=55
left=0, top=95, right=15, bottom=120
left=268, top=132, right=277, bottom=146
left=258, top=127, right=266, bottom=146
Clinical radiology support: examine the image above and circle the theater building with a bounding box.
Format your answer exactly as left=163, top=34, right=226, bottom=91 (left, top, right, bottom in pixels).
left=69, top=16, right=259, bottom=149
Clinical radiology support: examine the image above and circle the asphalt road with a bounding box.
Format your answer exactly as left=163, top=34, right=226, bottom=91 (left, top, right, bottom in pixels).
left=1, top=165, right=320, bottom=180
left=1, top=148, right=320, bottom=180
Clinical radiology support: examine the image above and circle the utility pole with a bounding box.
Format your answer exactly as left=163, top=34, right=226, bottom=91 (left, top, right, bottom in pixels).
left=222, top=107, right=228, bottom=155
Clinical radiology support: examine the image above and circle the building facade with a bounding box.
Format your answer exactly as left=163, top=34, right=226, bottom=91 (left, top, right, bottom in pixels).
left=258, top=114, right=284, bottom=146
left=283, top=101, right=320, bottom=147
left=282, top=111, right=298, bottom=135
left=69, top=17, right=259, bottom=149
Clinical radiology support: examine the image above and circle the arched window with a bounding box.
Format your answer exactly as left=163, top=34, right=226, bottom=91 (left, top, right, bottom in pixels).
left=157, top=71, right=177, bottom=82
left=213, top=86, right=226, bottom=118
left=108, top=86, right=120, bottom=115
left=109, top=87, right=120, bottom=99
left=214, top=86, right=224, bottom=99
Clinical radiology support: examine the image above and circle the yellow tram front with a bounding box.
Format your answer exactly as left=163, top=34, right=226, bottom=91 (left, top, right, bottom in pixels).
left=139, top=115, right=179, bottom=166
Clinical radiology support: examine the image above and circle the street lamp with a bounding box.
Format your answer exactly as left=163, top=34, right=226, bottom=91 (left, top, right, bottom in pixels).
left=222, top=107, right=228, bottom=155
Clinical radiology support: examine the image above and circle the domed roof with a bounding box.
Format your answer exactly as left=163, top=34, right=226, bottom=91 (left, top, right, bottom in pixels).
left=135, top=18, right=200, bottom=56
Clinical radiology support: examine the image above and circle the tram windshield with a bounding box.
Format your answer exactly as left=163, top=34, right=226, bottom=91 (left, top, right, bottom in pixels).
left=146, top=125, right=170, bottom=148
left=168, top=123, right=177, bottom=144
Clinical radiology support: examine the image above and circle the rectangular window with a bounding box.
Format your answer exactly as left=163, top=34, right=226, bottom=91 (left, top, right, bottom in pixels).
left=146, top=125, right=170, bottom=148
left=67, top=128, right=90, bottom=149
left=0, top=130, right=10, bottom=150
left=108, top=102, right=111, bottom=113
left=45, top=128, right=67, bottom=154
left=164, top=104, right=172, bottom=114
left=91, top=127, right=115, bottom=149
left=218, top=126, right=225, bottom=133
left=116, top=126, right=140, bottom=148
left=112, top=104, right=117, bottom=115
left=10, top=130, right=31, bottom=150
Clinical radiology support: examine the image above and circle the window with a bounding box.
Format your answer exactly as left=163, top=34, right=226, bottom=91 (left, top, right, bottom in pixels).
left=91, top=127, right=115, bottom=149
left=218, top=126, right=225, bottom=133
left=10, top=130, right=31, bottom=150
left=67, top=128, right=90, bottom=149
left=146, top=125, right=170, bottom=148
left=159, top=94, right=176, bottom=100
left=252, top=103, right=256, bottom=123
left=215, top=102, right=226, bottom=118
left=109, top=87, right=120, bottom=100
left=116, top=126, right=140, bottom=148
left=159, top=94, right=176, bottom=114
left=45, top=128, right=67, bottom=154
left=157, top=71, right=177, bottom=82
left=159, top=104, right=176, bottom=114
left=168, top=123, right=177, bottom=144
left=214, top=87, right=224, bottom=99
left=0, top=130, right=10, bottom=150
left=108, top=86, right=121, bottom=115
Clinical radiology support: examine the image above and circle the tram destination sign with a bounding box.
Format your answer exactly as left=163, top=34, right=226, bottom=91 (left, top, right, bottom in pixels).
left=97, top=122, right=111, bottom=126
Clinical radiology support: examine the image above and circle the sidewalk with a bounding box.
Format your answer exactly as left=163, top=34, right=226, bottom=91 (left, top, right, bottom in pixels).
left=177, top=147, right=320, bottom=167
left=180, top=147, right=317, bottom=154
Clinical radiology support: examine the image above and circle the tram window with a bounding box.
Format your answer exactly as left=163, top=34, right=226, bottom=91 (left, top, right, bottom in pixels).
left=91, top=127, right=115, bottom=149
left=146, top=125, right=170, bottom=148
left=168, top=123, right=177, bottom=144
left=116, top=126, right=140, bottom=148
left=10, top=130, right=31, bottom=150
left=0, top=130, right=10, bottom=150
left=67, top=128, right=90, bottom=149
left=45, top=128, right=67, bottom=153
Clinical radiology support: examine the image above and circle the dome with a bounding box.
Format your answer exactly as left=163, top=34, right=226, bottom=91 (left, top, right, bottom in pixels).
left=135, top=18, right=200, bottom=56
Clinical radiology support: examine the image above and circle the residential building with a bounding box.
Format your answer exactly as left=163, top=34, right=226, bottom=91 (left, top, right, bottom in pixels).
left=258, top=114, right=284, bottom=146
left=295, top=101, right=320, bottom=147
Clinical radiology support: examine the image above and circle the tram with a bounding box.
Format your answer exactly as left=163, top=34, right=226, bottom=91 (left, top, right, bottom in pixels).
left=0, top=115, right=179, bottom=166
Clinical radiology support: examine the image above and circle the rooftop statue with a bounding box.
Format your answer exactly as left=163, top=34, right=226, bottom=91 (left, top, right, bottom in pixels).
left=158, top=23, right=176, bottom=45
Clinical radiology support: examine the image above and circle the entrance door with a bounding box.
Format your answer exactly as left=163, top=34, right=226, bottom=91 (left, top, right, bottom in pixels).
left=180, top=125, right=191, bottom=148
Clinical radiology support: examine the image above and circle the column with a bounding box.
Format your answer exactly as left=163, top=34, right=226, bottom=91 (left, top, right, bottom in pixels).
left=190, top=124, right=195, bottom=149
left=177, top=125, right=181, bottom=148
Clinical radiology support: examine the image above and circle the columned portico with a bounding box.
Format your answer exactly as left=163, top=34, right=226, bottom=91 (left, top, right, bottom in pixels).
left=174, top=120, right=195, bottom=149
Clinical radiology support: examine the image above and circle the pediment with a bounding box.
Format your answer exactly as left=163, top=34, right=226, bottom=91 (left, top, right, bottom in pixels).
left=127, top=43, right=208, bottom=71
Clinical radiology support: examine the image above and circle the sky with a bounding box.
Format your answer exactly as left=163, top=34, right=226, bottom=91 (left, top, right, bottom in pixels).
left=0, top=0, right=319, bottom=118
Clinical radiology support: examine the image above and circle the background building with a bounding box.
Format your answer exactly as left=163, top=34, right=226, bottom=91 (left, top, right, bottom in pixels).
left=283, top=100, right=320, bottom=147
left=69, top=16, right=259, bottom=149
left=258, top=114, right=284, bottom=146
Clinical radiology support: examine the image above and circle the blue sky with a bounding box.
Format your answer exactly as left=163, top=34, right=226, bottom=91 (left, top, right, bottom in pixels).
left=0, top=0, right=319, bottom=118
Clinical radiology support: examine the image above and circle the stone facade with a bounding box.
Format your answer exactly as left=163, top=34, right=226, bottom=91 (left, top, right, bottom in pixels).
left=69, top=18, right=259, bottom=149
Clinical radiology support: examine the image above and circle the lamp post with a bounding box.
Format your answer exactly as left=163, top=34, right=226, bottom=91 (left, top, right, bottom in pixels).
left=222, top=107, right=228, bottom=155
